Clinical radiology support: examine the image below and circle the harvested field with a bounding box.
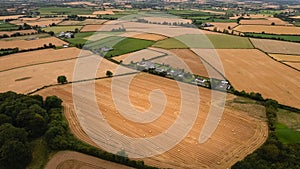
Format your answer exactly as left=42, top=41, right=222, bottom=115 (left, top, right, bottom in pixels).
left=151, top=49, right=209, bottom=77
left=63, top=1, right=98, bottom=6
left=0, top=55, right=121, bottom=94
left=0, top=47, right=90, bottom=71
left=93, top=11, right=115, bottom=15
left=58, top=19, right=107, bottom=26
left=0, top=15, right=24, bottom=20
left=0, top=29, right=37, bottom=36
left=10, top=18, right=63, bottom=27
left=42, top=26, right=83, bottom=34
left=113, top=47, right=167, bottom=63
left=45, top=151, right=133, bottom=169
left=125, top=33, right=167, bottom=41
left=230, top=14, right=270, bottom=20
left=240, top=18, right=290, bottom=25
left=250, top=38, right=300, bottom=55
left=284, top=62, right=300, bottom=70
left=269, top=54, right=300, bottom=62
left=142, top=17, right=192, bottom=24
left=0, top=37, right=67, bottom=50
left=37, top=73, right=268, bottom=169
left=205, top=22, right=238, bottom=32
left=193, top=49, right=300, bottom=109
left=105, top=21, right=217, bottom=37
left=80, top=25, right=103, bottom=32
left=19, top=17, right=40, bottom=21
left=290, top=16, right=300, bottom=19
left=234, top=25, right=300, bottom=35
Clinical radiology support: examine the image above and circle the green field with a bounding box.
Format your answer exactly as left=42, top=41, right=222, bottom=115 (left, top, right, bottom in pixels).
left=65, top=32, right=94, bottom=44
left=153, top=38, right=188, bottom=49
left=42, top=26, right=82, bottom=34
left=275, top=123, right=300, bottom=144
left=66, top=32, right=124, bottom=45
left=154, top=34, right=253, bottom=49
left=84, top=36, right=124, bottom=49
left=294, top=22, right=300, bottom=27
left=0, top=21, right=19, bottom=31
left=85, top=36, right=154, bottom=57
left=277, top=109, right=300, bottom=130
left=245, top=33, right=300, bottom=43
left=167, top=9, right=213, bottom=17
left=26, top=139, right=51, bottom=169
left=37, top=7, right=94, bottom=15
left=167, top=9, right=235, bottom=24
left=106, top=38, right=154, bottom=57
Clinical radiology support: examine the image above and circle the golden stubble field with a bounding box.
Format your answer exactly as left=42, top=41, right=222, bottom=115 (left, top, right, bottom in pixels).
left=269, top=54, right=300, bottom=62
left=250, top=38, right=300, bottom=55
left=0, top=37, right=67, bottom=50
left=205, top=22, right=238, bottom=33
left=0, top=29, right=37, bottom=36
left=234, top=25, right=300, bottom=35
left=45, top=151, right=133, bottom=169
left=102, top=21, right=218, bottom=37
left=239, top=17, right=290, bottom=25
left=80, top=24, right=103, bottom=32
left=37, top=73, right=268, bottom=169
left=0, top=15, right=24, bottom=20
left=58, top=19, right=107, bottom=26
left=10, top=18, right=64, bottom=27
left=0, top=48, right=122, bottom=94
left=193, top=49, right=300, bottom=109
left=0, top=47, right=90, bottom=71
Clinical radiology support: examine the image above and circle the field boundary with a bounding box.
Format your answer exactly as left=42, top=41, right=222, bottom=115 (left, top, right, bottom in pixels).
left=0, top=52, right=94, bottom=73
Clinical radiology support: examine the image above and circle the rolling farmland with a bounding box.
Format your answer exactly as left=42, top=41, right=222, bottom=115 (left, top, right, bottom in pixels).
left=250, top=38, right=300, bottom=55
left=0, top=37, right=67, bottom=50
left=193, top=49, right=300, bottom=109
left=37, top=73, right=268, bottom=169
left=0, top=6, right=299, bottom=168
left=45, top=151, right=133, bottom=169
left=234, top=25, right=300, bottom=35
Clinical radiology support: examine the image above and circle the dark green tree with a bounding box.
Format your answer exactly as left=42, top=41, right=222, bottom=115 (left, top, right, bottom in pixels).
left=44, top=96, right=62, bottom=110
left=0, top=140, right=32, bottom=169
left=106, top=70, right=113, bottom=77
left=57, top=75, right=68, bottom=84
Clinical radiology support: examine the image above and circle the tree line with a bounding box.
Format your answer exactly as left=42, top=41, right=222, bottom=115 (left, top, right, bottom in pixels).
left=232, top=98, right=300, bottom=169
left=0, top=91, right=156, bottom=169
